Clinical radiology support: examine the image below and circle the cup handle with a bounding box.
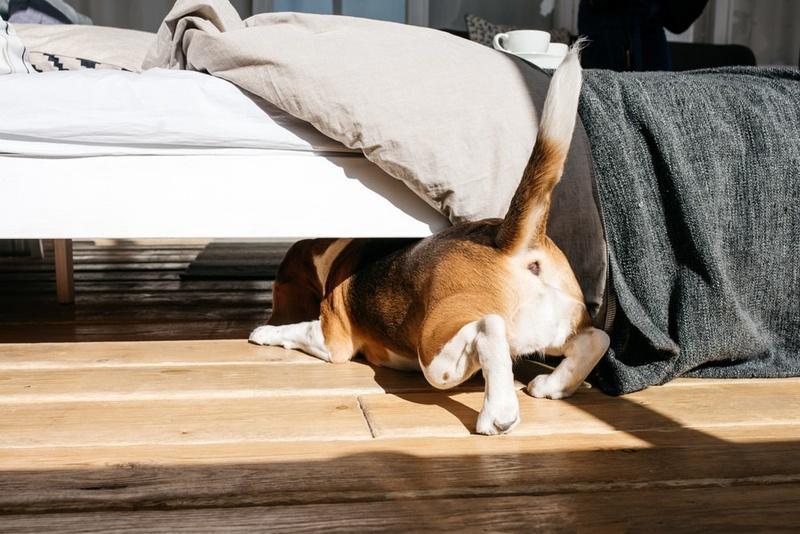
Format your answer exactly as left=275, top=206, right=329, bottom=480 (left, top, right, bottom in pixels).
left=492, top=33, right=508, bottom=51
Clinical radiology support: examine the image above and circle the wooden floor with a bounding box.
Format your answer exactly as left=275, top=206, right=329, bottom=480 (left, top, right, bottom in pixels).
left=0, top=240, right=276, bottom=343
left=1, top=242, right=799, bottom=532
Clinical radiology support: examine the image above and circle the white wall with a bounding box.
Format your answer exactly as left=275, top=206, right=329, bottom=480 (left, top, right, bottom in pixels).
left=67, top=0, right=411, bottom=30
left=727, top=0, right=799, bottom=66
left=64, top=0, right=800, bottom=66
left=67, top=0, right=168, bottom=32
left=617, top=0, right=799, bottom=65
left=67, top=0, right=253, bottom=32
left=65, top=0, right=555, bottom=33
left=699, top=0, right=800, bottom=66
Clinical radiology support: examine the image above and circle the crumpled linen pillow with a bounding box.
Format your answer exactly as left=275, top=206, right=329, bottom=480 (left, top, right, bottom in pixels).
left=143, top=0, right=608, bottom=318
left=145, top=0, right=549, bottom=224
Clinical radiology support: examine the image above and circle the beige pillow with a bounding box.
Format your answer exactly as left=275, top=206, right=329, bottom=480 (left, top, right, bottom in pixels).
left=15, top=24, right=154, bottom=72
left=145, top=0, right=547, bottom=223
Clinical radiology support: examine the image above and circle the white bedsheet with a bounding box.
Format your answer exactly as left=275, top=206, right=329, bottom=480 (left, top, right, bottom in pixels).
left=0, top=68, right=354, bottom=156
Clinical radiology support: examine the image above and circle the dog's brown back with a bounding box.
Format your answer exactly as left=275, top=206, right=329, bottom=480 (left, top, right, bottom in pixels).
left=268, top=238, right=417, bottom=327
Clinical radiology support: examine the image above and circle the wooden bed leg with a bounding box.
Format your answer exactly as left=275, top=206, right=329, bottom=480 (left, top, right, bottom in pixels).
left=54, top=239, right=75, bottom=304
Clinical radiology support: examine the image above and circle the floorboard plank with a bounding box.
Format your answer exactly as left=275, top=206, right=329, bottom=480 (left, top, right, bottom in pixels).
left=2, top=423, right=797, bottom=469
left=0, top=396, right=371, bottom=448
left=0, top=362, right=473, bottom=403
left=0, top=262, right=192, bottom=273
left=666, top=376, right=800, bottom=387
left=1, top=481, right=798, bottom=531
left=1, top=426, right=798, bottom=514
left=0, top=340, right=319, bottom=368
left=0, top=281, right=270, bottom=294
left=0, top=292, right=270, bottom=307
left=82, top=241, right=209, bottom=249
left=0, top=271, right=187, bottom=282
left=358, top=381, right=800, bottom=437
left=0, top=306, right=268, bottom=325
left=0, top=321, right=265, bottom=343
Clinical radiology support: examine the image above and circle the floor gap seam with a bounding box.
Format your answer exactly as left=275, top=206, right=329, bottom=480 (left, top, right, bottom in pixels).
left=356, top=396, right=377, bottom=439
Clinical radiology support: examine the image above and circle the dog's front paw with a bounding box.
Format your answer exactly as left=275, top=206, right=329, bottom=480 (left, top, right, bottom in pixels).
left=476, top=395, right=520, bottom=435
left=527, top=374, right=576, bottom=400
left=249, top=325, right=281, bottom=346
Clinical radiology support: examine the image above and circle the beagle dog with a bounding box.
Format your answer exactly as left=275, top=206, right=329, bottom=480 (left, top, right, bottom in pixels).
left=250, top=47, right=609, bottom=435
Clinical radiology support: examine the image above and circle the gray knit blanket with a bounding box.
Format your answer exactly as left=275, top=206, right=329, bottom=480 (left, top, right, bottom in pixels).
left=578, top=67, right=800, bottom=395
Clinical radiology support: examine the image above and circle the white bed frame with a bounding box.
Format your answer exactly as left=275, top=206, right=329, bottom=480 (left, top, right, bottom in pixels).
left=1, top=154, right=448, bottom=303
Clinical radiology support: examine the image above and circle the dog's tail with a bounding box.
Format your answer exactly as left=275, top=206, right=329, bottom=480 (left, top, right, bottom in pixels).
left=496, top=43, right=583, bottom=255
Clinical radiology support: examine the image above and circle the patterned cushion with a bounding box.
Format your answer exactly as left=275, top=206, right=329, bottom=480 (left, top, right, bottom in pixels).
left=465, top=13, right=571, bottom=48
left=14, top=23, right=154, bottom=72
left=26, top=51, right=127, bottom=72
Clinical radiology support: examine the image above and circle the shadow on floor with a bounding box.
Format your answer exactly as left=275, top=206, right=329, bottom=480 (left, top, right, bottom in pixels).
left=2, top=430, right=798, bottom=529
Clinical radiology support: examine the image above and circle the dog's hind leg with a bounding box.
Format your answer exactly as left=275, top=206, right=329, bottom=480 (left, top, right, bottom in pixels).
left=423, top=315, right=520, bottom=435
left=528, top=327, right=609, bottom=399
left=249, top=320, right=331, bottom=361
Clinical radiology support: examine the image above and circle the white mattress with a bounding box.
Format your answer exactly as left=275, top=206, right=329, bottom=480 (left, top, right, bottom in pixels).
left=1, top=68, right=448, bottom=238
left=0, top=151, right=448, bottom=239
left=0, top=68, right=354, bottom=156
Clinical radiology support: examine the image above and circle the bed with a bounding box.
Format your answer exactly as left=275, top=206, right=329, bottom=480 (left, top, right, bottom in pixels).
left=0, top=68, right=448, bottom=303
left=3, top=13, right=587, bottom=307
left=7, top=6, right=796, bottom=394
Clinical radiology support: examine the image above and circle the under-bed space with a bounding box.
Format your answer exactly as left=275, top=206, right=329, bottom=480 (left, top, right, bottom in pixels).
left=0, top=66, right=449, bottom=303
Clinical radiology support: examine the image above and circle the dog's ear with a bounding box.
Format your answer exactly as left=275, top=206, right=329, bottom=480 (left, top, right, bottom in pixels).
left=496, top=43, right=584, bottom=255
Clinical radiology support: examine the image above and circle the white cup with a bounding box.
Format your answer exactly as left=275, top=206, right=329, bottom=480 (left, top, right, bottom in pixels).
left=546, top=42, right=569, bottom=57
left=493, top=30, right=550, bottom=55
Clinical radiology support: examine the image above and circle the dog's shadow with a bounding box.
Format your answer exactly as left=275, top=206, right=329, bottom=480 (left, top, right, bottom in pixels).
left=353, top=357, right=554, bottom=434
left=357, top=358, right=728, bottom=447
left=363, top=360, right=480, bottom=433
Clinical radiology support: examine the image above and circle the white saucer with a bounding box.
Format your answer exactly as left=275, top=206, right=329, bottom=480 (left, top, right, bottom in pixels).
left=516, top=52, right=566, bottom=70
